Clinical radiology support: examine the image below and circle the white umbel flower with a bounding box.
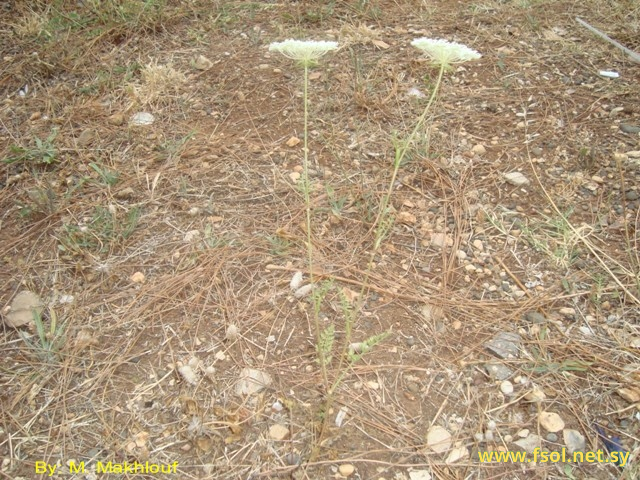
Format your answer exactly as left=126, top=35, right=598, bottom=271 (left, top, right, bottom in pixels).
left=269, top=39, right=338, bottom=65
left=411, top=38, right=481, bottom=66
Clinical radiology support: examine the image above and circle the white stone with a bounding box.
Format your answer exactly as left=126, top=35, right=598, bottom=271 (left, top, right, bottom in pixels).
left=503, top=171, right=530, bottom=186
left=472, top=144, right=487, bottom=155
left=130, top=112, right=155, bottom=125
left=500, top=380, right=514, bottom=395
left=445, top=445, right=469, bottom=464
left=563, top=429, right=586, bottom=454
left=426, top=425, right=452, bottom=454
left=409, top=470, right=432, bottom=480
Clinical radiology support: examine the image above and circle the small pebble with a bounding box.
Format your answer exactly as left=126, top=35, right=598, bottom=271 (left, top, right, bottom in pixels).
left=269, top=424, right=290, bottom=441
left=546, top=433, right=558, bottom=442
left=625, top=191, right=639, bottom=201
left=338, top=464, right=355, bottom=477
left=620, top=124, right=640, bottom=134
left=531, top=147, right=543, bottom=157
left=472, top=144, right=486, bottom=155
left=559, top=307, right=576, bottom=317
left=524, top=311, right=546, bottom=324
left=500, top=380, right=514, bottom=395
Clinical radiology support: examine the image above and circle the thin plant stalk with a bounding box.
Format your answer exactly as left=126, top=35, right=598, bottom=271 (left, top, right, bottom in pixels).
left=303, top=64, right=329, bottom=387
left=377, top=63, right=445, bottom=232
left=329, top=63, right=447, bottom=391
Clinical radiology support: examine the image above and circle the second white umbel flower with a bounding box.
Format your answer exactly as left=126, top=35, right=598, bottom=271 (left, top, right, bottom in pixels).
left=269, top=39, right=338, bottom=66
left=411, top=38, right=481, bottom=67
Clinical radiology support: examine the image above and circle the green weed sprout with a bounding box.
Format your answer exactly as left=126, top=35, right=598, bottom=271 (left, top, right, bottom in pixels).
left=269, top=39, right=338, bottom=385
left=20, top=307, right=66, bottom=362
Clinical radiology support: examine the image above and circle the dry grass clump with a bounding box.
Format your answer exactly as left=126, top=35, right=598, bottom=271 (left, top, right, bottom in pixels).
left=128, top=59, right=187, bottom=107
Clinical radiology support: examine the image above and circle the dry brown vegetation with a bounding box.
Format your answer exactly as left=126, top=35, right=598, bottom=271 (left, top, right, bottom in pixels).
left=1, top=1, right=639, bottom=479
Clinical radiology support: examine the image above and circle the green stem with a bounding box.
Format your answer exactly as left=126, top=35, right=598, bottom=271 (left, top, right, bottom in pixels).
left=330, top=65, right=448, bottom=408
left=302, top=63, right=328, bottom=387
left=378, top=62, right=445, bottom=222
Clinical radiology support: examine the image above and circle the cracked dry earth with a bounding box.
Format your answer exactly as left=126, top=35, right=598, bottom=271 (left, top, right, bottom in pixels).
left=1, top=1, right=639, bottom=479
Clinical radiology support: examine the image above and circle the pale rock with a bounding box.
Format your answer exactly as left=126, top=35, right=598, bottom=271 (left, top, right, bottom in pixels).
left=268, top=424, right=290, bottom=441
left=398, top=211, right=417, bottom=224
left=524, top=388, right=546, bottom=402
left=130, top=112, right=155, bottom=126
left=472, top=144, right=486, bottom=155
left=485, top=363, right=513, bottom=381
left=4, top=291, right=43, bottom=328
left=130, top=271, right=145, bottom=284
left=289, top=171, right=300, bottom=183
left=193, top=54, right=213, bottom=70
left=559, top=307, right=576, bottom=317
left=108, top=113, right=125, bottom=126
left=338, top=464, right=355, bottom=477
left=430, top=232, right=453, bottom=248
left=503, top=171, right=530, bottom=186
left=409, top=470, right=432, bottom=480
left=426, top=425, right=452, bottom=454
left=513, top=434, right=542, bottom=453
left=539, top=411, right=565, bottom=432
left=445, top=445, right=468, bottom=464
left=617, top=387, right=640, bottom=403
left=500, top=380, right=514, bottom=395
left=563, top=429, right=586, bottom=454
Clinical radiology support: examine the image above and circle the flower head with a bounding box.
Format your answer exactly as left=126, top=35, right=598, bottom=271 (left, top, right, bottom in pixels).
left=269, top=39, right=338, bottom=66
left=411, top=38, right=481, bottom=67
